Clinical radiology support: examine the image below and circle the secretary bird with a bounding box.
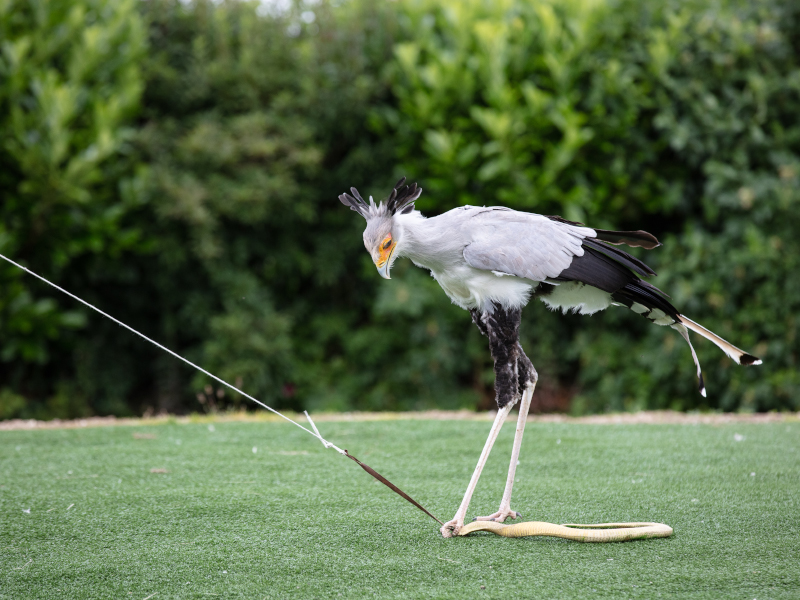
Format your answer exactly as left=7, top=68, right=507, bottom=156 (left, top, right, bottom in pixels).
left=339, top=177, right=762, bottom=538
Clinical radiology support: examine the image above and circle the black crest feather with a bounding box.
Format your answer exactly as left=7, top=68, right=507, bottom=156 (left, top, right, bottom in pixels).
left=338, top=186, right=369, bottom=217
left=338, top=176, right=422, bottom=219
left=386, top=176, right=422, bottom=215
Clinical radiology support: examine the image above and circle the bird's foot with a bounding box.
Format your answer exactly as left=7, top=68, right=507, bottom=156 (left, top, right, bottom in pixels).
left=440, top=517, right=464, bottom=538
left=472, top=508, right=522, bottom=523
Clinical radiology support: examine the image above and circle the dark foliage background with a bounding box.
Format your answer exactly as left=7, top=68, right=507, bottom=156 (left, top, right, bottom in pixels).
left=1, top=0, right=798, bottom=419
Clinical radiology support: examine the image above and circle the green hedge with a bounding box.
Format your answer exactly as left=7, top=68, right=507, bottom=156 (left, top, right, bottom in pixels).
left=1, top=0, right=797, bottom=418
left=0, top=0, right=146, bottom=418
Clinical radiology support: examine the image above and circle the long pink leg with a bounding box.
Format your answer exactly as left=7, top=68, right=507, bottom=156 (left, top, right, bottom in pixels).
left=473, top=382, right=534, bottom=522
left=439, top=402, right=514, bottom=538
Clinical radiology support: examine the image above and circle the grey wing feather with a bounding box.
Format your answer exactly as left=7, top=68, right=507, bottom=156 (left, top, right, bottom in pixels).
left=462, top=210, right=594, bottom=282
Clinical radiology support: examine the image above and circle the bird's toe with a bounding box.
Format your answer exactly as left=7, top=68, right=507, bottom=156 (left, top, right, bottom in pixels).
left=440, top=518, right=463, bottom=538
left=473, top=508, right=522, bottom=523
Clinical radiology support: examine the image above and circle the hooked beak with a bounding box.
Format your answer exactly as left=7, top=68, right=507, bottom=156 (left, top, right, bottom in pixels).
left=375, top=246, right=395, bottom=279
left=377, top=261, right=391, bottom=279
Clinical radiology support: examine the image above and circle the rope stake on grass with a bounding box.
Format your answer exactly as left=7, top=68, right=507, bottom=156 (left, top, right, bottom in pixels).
left=342, top=450, right=443, bottom=526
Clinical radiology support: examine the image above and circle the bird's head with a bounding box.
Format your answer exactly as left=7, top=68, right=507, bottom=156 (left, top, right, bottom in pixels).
left=338, top=177, right=422, bottom=279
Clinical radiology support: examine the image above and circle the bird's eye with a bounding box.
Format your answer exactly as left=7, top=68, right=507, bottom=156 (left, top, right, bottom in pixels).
left=382, top=238, right=392, bottom=250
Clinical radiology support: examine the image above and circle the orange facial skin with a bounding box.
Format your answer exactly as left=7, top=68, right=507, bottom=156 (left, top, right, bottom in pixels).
left=376, top=234, right=395, bottom=267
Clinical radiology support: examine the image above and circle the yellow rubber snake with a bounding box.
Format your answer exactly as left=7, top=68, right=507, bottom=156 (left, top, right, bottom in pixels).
left=458, top=520, right=673, bottom=541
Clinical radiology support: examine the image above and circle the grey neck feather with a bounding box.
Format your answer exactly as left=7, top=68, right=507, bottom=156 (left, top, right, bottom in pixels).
left=395, top=211, right=464, bottom=273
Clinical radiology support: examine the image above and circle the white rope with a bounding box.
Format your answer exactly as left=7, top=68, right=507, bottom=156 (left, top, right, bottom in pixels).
left=0, top=252, right=346, bottom=455
left=304, top=410, right=335, bottom=450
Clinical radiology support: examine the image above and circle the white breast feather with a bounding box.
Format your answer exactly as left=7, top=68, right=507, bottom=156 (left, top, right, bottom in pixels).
left=430, top=266, right=534, bottom=312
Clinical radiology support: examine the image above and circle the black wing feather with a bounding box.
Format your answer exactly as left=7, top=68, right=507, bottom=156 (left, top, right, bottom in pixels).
left=546, top=216, right=660, bottom=249
left=582, top=238, right=656, bottom=278
left=551, top=239, right=678, bottom=318
left=552, top=247, right=634, bottom=293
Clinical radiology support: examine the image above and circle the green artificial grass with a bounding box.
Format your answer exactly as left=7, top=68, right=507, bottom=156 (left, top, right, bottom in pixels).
left=1, top=417, right=799, bottom=599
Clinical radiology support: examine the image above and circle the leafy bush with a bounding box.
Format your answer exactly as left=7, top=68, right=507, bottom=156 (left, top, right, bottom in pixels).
left=0, top=0, right=145, bottom=418
left=1, top=0, right=797, bottom=418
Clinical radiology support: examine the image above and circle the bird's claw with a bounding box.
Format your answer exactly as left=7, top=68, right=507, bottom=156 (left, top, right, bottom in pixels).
left=472, top=509, right=522, bottom=523
left=440, top=518, right=463, bottom=538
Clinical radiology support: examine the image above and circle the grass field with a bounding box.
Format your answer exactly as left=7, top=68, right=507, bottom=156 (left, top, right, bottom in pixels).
left=1, top=415, right=799, bottom=599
